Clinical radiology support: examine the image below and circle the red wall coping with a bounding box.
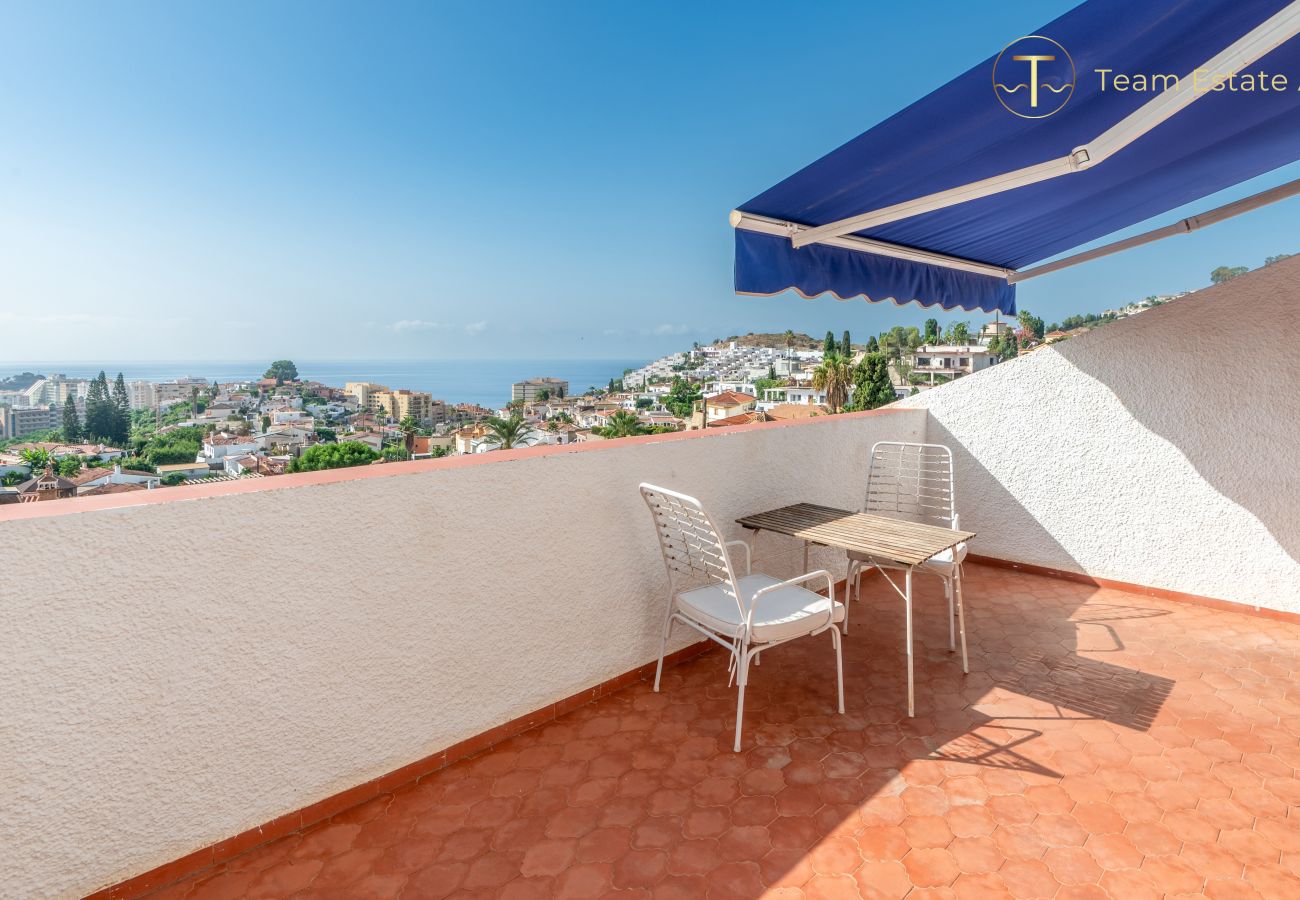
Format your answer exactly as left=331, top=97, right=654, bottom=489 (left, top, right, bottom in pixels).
left=0, top=408, right=914, bottom=524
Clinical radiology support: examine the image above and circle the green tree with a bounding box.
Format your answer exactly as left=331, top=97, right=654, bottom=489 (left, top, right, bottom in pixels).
left=287, top=440, right=380, bottom=473
left=1016, top=310, right=1045, bottom=340
left=61, top=398, right=82, bottom=443
left=841, top=330, right=851, bottom=356
left=783, top=329, right=795, bottom=353
left=865, top=335, right=879, bottom=353
left=848, top=353, right=895, bottom=410
left=812, top=353, right=853, bottom=413
left=483, top=413, right=537, bottom=450
left=923, top=318, right=940, bottom=343
left=598, top=410, right=645, bottom=438
left=1, top=471, right=26, bottom=487
left=1265, top=253, right=1294, bottom=266
left=264, top=360, right=299, bottom=383
left=111, top=373, right=131, bottom=444
left=261, top=415, right=271, bottom=433
left=992, top=332, right=1020, bottom=361
left=1210, top=265, right=1248, bottom=284
left=823, top=331, right=837, bottom=355
left=950, top=322, right=971, bottom=344
left=139, top=426, right=205, bottom=465
left=57, top=456, right=82, bottom=477
left=83, top=372, right=113, bottom=441
left=19, top=447, right=52, bottom=471
left=382, top=445, right=412, bottom=462
left=663, top=377, right=702, bottom=419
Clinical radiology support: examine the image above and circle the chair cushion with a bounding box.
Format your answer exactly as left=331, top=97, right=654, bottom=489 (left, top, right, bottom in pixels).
left=847, top=541, right=967, bottom=570
left=676, top=573, right=843, bottom=643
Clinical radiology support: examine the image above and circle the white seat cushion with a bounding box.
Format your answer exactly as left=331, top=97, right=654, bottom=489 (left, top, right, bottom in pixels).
left=848, top=541, right=967, bottom=570
left=676, top=573, right=843, bottom=643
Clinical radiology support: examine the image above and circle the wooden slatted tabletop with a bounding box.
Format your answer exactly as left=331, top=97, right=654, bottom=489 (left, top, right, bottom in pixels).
left=737, top=502, right=975, bottom=567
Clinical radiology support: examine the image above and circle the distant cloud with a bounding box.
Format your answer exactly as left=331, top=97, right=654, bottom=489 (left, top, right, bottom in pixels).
left=465, top=320, right=488, bottom=335
left=653, top=323, right=689, bottom=336
left=602, top=328, right=622, bottom=337
left=390, top=319, right=445, bottom=333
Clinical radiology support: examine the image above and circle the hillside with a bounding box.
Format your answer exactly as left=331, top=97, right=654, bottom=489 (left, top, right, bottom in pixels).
left=723, top=331, right=824, bottom=350
left=0, top=371, right=44, bottom=391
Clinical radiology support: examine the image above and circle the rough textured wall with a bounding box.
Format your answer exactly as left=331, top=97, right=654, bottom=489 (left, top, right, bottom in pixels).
left=901, top=257, right=1300, bottom=611
left=0, top=409, right=924, bottom=899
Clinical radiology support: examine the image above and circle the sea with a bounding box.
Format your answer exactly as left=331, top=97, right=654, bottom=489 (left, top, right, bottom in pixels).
left=0, top=359, right=647, bottom=410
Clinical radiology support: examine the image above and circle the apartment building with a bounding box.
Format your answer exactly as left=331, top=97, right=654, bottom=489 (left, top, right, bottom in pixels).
left=0, top=404, right=62, bottom=440
left=908, top=344, right=995, bottom=382
left=155, top=378, right=211, bottom=406
left=511, top=378, right=569, bottom=403
left=23, top=376, right=88, bottom=407
left=343, top=382, right=386, bottom=409
left=128, top=381, right=158, bottom=410
left=345, top=383, right=442, bottom=425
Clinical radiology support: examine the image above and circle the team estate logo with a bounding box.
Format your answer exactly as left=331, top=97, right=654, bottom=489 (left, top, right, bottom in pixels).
left=993, top=35, right=1075, bottom=118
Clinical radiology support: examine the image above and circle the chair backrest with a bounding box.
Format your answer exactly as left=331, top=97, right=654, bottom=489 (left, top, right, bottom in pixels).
left=639, top=483, right=739, bottom=598
left=864, top=441, right=958, bottom=528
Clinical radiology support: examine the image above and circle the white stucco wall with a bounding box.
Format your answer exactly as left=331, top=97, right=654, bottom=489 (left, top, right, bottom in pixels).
left=0, top=409, right=924, bottom=899
left=901, top=257, right=1300, bottom=612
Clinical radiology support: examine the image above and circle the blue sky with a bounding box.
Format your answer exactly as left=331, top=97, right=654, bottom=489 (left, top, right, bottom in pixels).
left=2, top=0, right=1297, bottom=362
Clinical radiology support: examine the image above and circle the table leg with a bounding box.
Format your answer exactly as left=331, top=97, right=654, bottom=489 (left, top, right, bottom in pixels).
left=905, top=567, right=914, bottom=718
left=955, top=564, right=969, bottom=674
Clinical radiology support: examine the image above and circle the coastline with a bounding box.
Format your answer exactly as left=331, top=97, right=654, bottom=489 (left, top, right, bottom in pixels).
left=0, top=358, right=647, bottom=410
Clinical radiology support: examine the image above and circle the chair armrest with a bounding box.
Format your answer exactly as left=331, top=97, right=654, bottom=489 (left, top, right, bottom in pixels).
left=746, top=569, right=836, bottom=630
left=725, top=539, right=752, bottom=575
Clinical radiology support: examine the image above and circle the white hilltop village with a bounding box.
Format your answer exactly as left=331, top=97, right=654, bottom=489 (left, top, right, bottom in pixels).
left=0, top=294, right=1187, bottom=505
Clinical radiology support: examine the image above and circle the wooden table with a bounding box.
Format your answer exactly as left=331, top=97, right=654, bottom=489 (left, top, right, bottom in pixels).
left=738, top=503, right=975, bottom=716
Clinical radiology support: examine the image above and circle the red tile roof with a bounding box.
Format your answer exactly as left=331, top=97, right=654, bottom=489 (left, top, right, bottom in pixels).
left=707, top=390, right=757, bottom=406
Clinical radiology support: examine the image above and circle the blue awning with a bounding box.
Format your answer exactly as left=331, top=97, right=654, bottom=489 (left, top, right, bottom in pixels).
left=733, top=0, right=1300, bottom=314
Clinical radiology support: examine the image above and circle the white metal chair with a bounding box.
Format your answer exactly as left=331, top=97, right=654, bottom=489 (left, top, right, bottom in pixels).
left=639, top=483, right=845, bottom=752
left=847, top=442, right=969, bottom=674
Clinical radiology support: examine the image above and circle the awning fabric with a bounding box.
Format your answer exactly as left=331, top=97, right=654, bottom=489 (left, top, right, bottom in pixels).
left=734, top=0, right=1300, bottom=313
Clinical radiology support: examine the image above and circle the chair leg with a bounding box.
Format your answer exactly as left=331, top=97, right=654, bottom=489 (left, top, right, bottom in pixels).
left=831, top=627, right=845, bottom=714
left=653, top=608, right=675, bottom=692
left=955, top=565, right=969, bottom=674
left=945, top=576, right=955, bottom=652
left=843, top=561, right=855, bottom=635
left=733, top=644, right=752, bottom=752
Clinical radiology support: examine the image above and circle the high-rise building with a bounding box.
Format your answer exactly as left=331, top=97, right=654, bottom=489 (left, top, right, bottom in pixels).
left=128, top=381, right=158, bottom=410
left=23, top=376, right=88, bottom=407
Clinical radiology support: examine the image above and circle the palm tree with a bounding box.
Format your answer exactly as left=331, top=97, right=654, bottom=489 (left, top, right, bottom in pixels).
left=812, top=353, right=853, bottom=413
left=483, top=413, right=536, bottom=450
left=398, top=415, right=419, bottom=453
left=783, top=329, right=796, bottom=356
left=600, top=410, right=644, bottom=439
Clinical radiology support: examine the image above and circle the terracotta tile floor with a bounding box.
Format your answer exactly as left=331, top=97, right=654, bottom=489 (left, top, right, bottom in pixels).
left=150, top=565, right=1300, bottom=899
